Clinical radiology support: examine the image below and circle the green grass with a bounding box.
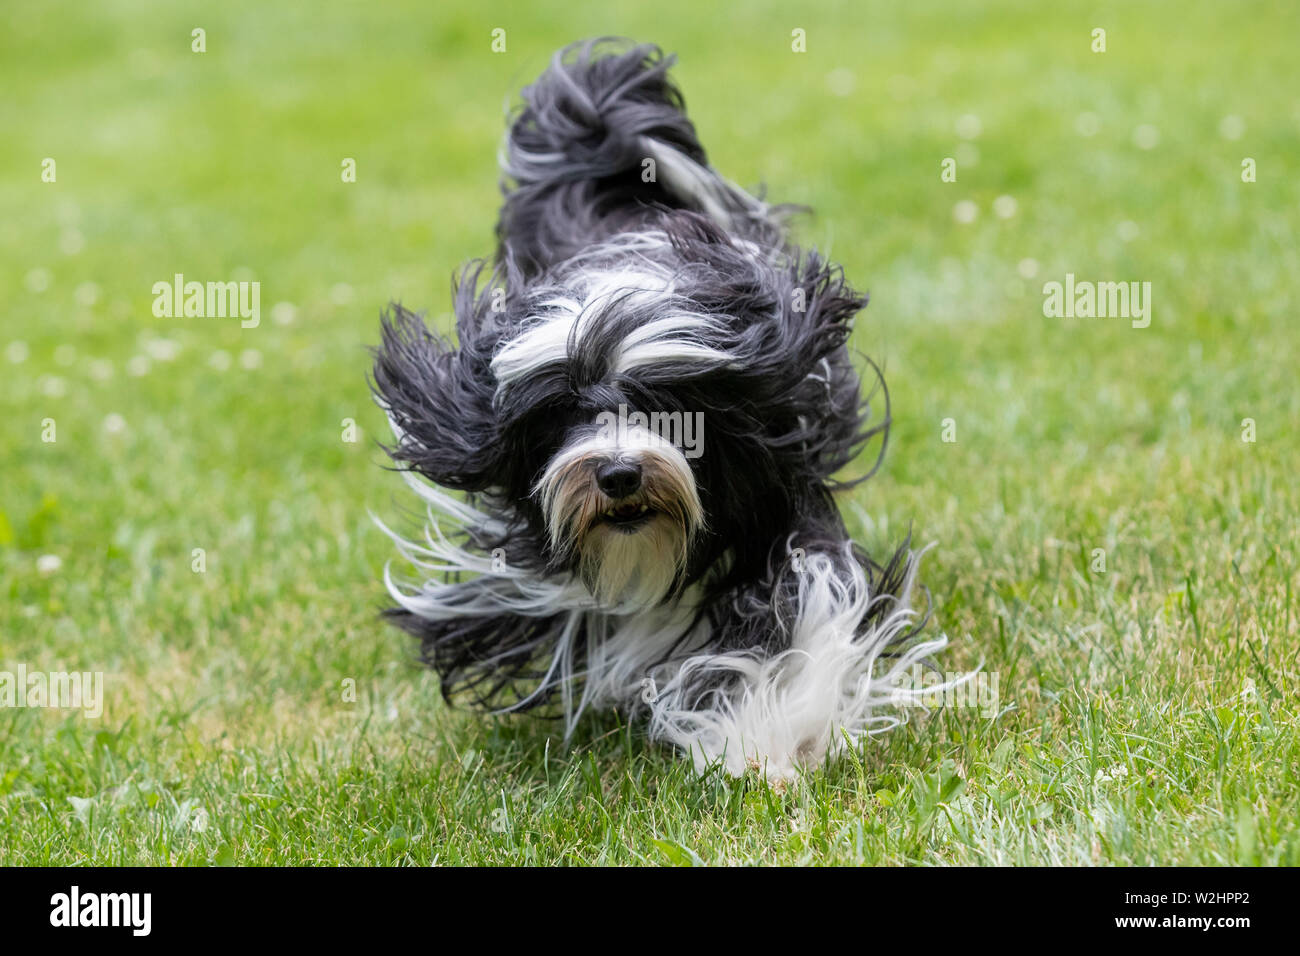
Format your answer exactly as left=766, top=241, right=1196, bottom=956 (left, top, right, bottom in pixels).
left=2, top=0, right=1298, bottom=865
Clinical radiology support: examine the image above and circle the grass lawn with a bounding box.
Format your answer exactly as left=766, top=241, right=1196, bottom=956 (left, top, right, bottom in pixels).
left=2, top=0, right=1297, bottom=865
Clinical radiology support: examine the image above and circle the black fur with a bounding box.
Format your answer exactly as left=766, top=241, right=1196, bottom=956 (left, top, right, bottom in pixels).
left=372, top=38, right=928, bottom=724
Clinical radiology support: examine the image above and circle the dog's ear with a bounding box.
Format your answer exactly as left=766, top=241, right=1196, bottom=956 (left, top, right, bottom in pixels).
left=371, top=273, right=504, bottom=491
left=777, top=254, right=886, bottom=484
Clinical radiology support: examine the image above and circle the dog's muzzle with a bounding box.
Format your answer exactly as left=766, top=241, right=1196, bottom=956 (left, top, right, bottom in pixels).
left=535, top=423, right=703, bottom=609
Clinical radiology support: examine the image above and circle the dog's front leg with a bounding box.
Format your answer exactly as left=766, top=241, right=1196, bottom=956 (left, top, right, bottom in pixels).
left=644, top=545, right=952, bottom=782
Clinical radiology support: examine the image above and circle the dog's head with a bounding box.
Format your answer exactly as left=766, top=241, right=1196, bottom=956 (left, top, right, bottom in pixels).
left=373, top=216, right=881, bottom=611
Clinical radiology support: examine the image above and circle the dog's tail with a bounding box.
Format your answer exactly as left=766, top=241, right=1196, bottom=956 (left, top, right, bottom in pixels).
left=497, top=38, right=781, bottom=273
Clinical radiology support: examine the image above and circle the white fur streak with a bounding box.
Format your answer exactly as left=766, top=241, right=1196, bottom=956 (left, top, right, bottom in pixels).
left=375, top=471, right=705, bottom=720
left=645, top=547, right=963, bottom=782
left=489, top=257, right=736, bottom=394
left=377, top=472, right=593, bottom=619
left=641, top=137, right=768, bottom=231
left=377, top=471, right=961, bottom=781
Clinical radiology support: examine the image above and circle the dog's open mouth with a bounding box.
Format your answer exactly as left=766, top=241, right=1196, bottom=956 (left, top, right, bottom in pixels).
left=602, top=501, right=655, bottom=529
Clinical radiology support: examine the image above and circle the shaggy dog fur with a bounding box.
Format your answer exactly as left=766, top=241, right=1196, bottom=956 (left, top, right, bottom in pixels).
left=371, top=38, right=954, bottom=780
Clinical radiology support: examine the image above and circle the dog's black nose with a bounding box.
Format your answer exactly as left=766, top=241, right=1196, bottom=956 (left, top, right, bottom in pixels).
left=596, top=461, right=642, bottom=499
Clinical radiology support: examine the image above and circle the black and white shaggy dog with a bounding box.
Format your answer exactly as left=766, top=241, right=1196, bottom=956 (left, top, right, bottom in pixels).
left=371, top=39, right=953, bottom=781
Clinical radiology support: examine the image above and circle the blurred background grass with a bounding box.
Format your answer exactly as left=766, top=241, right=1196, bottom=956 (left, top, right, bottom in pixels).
left=1, top=0, right=1297, bottom=864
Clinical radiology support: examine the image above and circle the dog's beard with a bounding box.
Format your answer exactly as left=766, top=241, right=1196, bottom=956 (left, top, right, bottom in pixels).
left=535, top=424, right=703, bottom=611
